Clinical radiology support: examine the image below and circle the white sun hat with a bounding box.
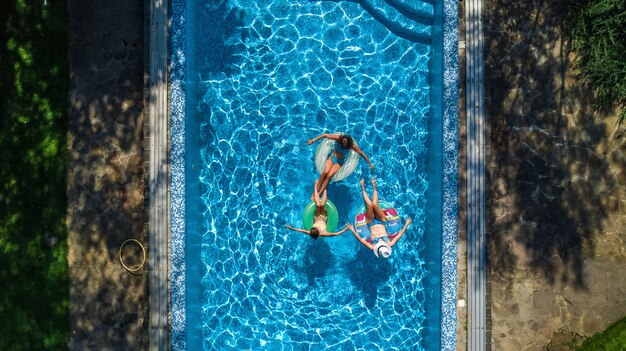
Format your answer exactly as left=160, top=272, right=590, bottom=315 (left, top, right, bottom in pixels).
left=374, top=240, right=392, bottom=258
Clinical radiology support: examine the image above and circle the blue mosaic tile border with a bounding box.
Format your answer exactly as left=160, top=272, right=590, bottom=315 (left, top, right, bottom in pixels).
left=168, top=0, right=459, bottom=349
left=440, top=0, right=459, bottom=349
left=170, top=0, right=187, bottom=349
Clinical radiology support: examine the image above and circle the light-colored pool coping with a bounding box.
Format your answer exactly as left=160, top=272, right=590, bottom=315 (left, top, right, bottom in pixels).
left=148, top=0, right=170, bottom=350
left=465, top=0, right=488, bottom=349
left=161, top=1, right=460, bottom=350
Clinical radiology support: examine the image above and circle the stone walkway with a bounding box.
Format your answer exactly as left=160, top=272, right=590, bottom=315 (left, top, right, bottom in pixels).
left=484, top=0, right=626, bottom=350
left=67, top=0, right=147, bottom=349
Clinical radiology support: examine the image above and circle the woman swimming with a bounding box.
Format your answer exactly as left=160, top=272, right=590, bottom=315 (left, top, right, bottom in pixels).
left=307, top=133, right=374, bottom=195
left=346, top=178, right=412, bottom=258
left=285, top=181, right=349, bottom=239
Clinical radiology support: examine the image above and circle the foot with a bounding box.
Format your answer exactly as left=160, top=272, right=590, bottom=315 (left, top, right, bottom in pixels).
left=370, top=178, right=377, bottom=189
left=360, top=178, right=365, bottom=191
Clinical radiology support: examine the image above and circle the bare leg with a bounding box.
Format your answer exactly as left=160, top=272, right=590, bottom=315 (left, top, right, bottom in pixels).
left=312, top=158, right=334, bottom=199
left=371, top=178, right=379, bottom=205
left=373, top=204, right=386, bottom=222
left=313, top=181, right=322, bottom=207
left=360, top=179, right=375, bottom=222
left=315, top=158, right=334, bottom=192
left=369, top=178, right=386, bottom=222
left=317, top=163, right=341, bottom=195
left=314, top=184, right=328, bottom=222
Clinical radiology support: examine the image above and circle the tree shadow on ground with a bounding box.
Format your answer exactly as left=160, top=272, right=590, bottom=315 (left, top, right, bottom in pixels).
left=485, top=0, right=624, bottom=290
left=67, top=0, right=147, bottom=349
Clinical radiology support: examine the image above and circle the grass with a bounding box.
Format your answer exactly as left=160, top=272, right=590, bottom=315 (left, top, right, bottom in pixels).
left=577, top=315, right=626, bottom=351
left=0, top=0, right=69, bottom=349
left=568, top=0, right=626, bottom=123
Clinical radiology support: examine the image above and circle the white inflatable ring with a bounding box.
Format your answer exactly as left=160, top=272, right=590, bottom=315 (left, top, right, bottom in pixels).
left=314, top=134, right=360, bottom=182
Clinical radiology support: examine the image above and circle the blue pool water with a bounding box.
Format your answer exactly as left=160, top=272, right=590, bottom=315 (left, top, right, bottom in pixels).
left=171, top=0, right=458, bottom=350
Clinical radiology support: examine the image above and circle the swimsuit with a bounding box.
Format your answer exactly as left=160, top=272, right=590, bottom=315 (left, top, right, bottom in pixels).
left=370, top=236, right=389, bottom=245
left=366, top=218, right=387, bottom=228
left=366, top=218, right=394, bottom=244
left=329, top=142, right=349, bottom=166
left=314, top=213, right=328, bottom=223
left=313, top=207, right=328, bottom=232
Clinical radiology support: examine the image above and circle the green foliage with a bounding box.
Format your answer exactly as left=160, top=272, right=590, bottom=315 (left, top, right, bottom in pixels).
left=0, top=0, right=69, bottom=349
left=568, top=0, right=626, bottom=121
left=577, top=315, right=626, bottom=351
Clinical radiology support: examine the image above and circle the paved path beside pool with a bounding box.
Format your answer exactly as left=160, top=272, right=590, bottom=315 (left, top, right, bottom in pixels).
left=67, top=0, right=147, bottom=349
left=484, top=0, right=626, bottom=350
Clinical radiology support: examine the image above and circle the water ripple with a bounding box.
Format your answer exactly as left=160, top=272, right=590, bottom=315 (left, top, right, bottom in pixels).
left=195, top=0, right=434, bottom=349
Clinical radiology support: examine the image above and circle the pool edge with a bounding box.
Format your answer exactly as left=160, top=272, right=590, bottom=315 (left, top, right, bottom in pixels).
left=440, top=0, right=460, bottom=349
left=167, top=0, right=460, bottom=349
left=170, top=0, right=187, bottom=349
left=148, top=0, right=172, bottom=349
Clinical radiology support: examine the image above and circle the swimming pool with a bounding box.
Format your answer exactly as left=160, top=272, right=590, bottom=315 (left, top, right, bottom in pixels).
left=170, top=0, right=458, bottom=350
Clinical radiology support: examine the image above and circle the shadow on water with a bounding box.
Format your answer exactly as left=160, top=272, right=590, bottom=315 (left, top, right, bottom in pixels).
left=199, top=103, right=217, bottom=144
left=345, top=248, right=393, bottom=308
left=326, top=183, right=357, bottom=224
left=314, top=0, right=432, bottom=44
left=195, top=0, right=247, bottom=163
left=196, top=1, right=246, bottom=76
left=300, top=240, right=335, bottom=286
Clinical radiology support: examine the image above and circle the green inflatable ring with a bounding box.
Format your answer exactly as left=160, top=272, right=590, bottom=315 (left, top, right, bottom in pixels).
left=302, top=200, right=339, bottom=233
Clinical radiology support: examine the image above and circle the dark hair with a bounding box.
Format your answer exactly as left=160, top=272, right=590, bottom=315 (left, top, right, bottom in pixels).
left=338, top=134, right=354, bottom=149
left=309, top=227, right=320, bottom=240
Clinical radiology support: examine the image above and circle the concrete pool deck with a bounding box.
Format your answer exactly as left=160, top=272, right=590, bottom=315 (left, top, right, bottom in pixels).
left=66, top=0, right=625, bottom=350
left=67, top=0, right=148, bottom=349
left=483, top=0, right=626, bottom=350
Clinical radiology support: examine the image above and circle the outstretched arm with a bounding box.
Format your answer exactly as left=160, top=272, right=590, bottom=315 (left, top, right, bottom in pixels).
left=346, top=223, right=375, bottom=250
left=389, top=217, right=413, bottom=247
left=285, top=225, right=310, bottom=236
left=352, top=144, right=374, bottom=170
left=323, top=225, right=349, bottom=237
left=307, top=133, right=339, bottom=145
